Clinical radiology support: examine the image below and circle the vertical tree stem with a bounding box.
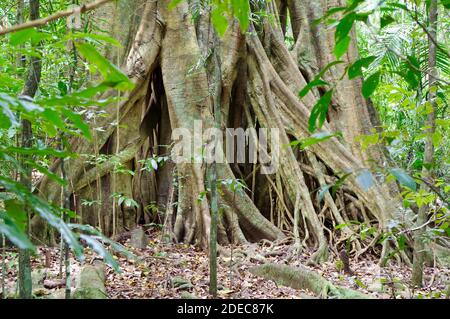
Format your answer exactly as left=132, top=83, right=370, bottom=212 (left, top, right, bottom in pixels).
left=412, top=0, right=437, bottom=287
left=209, top=29, right=223, bottom=298
left=18, top=0, right=41, bottom=299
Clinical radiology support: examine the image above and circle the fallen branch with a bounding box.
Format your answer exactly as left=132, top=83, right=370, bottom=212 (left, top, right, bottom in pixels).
left=249, top=263, right=372, bottom=299
left=0, top=0, right=113, bottom=36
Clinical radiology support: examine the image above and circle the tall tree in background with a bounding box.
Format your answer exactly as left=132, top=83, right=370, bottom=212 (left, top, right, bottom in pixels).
left=412, top=0, right=438, bottom=287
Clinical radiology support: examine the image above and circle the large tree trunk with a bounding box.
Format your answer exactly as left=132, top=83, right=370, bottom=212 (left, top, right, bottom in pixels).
left=36, top=0, right=404, bottom=263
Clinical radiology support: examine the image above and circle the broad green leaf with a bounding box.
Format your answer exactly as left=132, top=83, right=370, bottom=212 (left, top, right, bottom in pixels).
left=10, top=28, right=51, bottom=46
left=397, top=234, right=406, bottom=250
left=362, top=72, right=380, bottom=98
left=299, top=79, right=328, bottom=98
left=346, top=0, right=365, bottom=12
left=19, top=99, right=43, bottom=113
left=315, top=61, right=345, bottom=80
left=68, top=32, right=122, bottom=47
left=0, top=175, right=85, bottom=260
left=26, top=160, right=67, bottom=185
left=354, top=278, right=367, bottom=289
left=332, top=172, right=353, bottom=196
left=294, top=131, right=342, bottom=150
left=168, top=0, right=184, bottom=10
left=348, top=56, right=376, bottom=79
left=68, top=224, right=136, bottom=261
left=389, top=168, right=417, bottom=191
left=334, top=35, right=351, bottom=59
left=308, top=90, right=333, bottom=132
left=41, top=109, right=66, bottom=129
left=57, top=81, right=68, bottom=96
left=4, top=199, right=27, bottom=231
left=9, top=28, right=37, bottom=46
left=79, top=234, right=120, bottom=272
left=32, top=199, right=84, bottom=261
left=432, top=132, right=442, bottom=148
left=0, top=146, right=70, bottom=158
left=401, top=55, right=421, bottom=90
left=317, top=7, right=347, bottom=24
left=211, top=7, right=228, bottom=37
left=380, top=15, right=395, bottom=28
left=65, top=111, right=92, bottom=141
left=10, top=28, right=38, bottom=46
left=231, top=0, right=250, bottom=33
left=440, top=0, right=450, bottom=9
left=335, top=12, right=356, bottom=44
left=75, top=42, right=134, bottom=91
left=0, top=99, right=18, bottom=128
left=0, top=214, right=35, bottom=251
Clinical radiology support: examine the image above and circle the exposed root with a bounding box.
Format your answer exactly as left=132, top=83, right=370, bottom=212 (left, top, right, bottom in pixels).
left=249, top=263, right=371, bottom=299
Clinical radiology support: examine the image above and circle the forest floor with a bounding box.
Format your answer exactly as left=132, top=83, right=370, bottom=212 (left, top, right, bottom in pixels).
left=1, top=228, right=449, bottom=299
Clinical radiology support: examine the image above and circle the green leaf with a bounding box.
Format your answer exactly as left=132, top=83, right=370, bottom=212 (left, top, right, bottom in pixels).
left=0, top=98, right=19, bottom=128
left=75, top=42, right=134, bottom=91
left=362, top=72, right=380, bottom=98
left=294, top=131, right=342, bottom=150
left=335, top=12, right=356, bottom=44
left=440, top=0, right=450, bottom=9
left=389, top=168, right=417, bottom=191
left=26, top=160, right=67, bottom=185
left=68, top=223, right=135, bottom=261
left=168, top=0, right=184, bottom=10
left=315, top=61, right=345, bottom=80
left=5, top=199, right=27, bottom=231
left=299, top=79, right=328, bottom=98
left=431, top=132, right=442, bottom=148
left=0, top=214, right=35, bottom=251
left=57, top=81, right=68, bottom=96
left=211, top=7, right=228, bottom=37
left=401, top=55, right=421, bottom=90
left=354, top=278, right=367, bottom=289
left=320, top=7, right=347, bottom=22
left=68, top=32, right=122, bottom=47
left=348, top=56, right=376, bottom=79
left=65, top=111, right=92, bottom=141
left=19, top=99, right=43, bottom=113
left=346, top=0, right=365, bottom=12
left=308, top=90, right=333, bottom=132
left=79, top=234, right=120, bottom=272
left=231, top=0, right=250, bottom=33
left=335, top=223, right=351, bottom=230
left=334, top=35, right=351, bottom=59
left=380, top=15, right=395, bottom=29
left=10, top=28, right=38, bottom=46
left=0, top=146, right=71, bottom=158
left=397, top=234, right=406, bottom=250
left=41, top=109, right=66, bottom=130
left=332, top=172, right=353, bottom=196
left=9, top=28, right=50, bottom=46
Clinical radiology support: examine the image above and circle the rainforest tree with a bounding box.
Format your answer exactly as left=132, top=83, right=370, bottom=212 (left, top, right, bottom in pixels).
left=33, top=0, right=420, bottom=265
left=0, top=0, right=449, bottom=298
